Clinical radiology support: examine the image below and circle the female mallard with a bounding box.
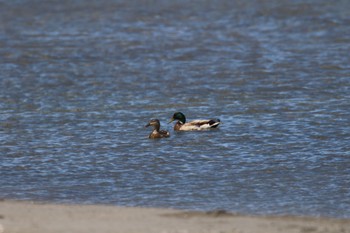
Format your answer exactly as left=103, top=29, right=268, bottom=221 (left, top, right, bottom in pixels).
left=169, top=112, right=221, bottom=131
left=145, top=119, right=170, bottom=139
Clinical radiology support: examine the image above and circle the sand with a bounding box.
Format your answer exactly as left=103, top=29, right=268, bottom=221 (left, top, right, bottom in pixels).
left=0, top=200, right=349, bottom=233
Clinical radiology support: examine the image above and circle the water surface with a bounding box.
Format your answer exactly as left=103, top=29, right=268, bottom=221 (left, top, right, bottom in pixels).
left=1, top=0, right=350, bottom=218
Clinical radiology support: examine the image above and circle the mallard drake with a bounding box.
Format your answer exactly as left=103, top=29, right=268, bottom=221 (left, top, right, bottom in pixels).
left=145, top=119, right=170, bottom=139
left=169, top=112, right=221, bottom=131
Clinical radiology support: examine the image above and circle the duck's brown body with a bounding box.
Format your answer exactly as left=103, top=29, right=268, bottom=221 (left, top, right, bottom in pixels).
left=145, top=119, right=170, bottom=139
left=148, top=129, right=170, bottom=139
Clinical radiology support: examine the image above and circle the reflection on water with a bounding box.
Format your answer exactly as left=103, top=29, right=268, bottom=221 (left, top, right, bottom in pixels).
left=1, top=0, right=350, bottom=218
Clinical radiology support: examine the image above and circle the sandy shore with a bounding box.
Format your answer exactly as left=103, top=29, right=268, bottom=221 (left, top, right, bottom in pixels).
left=0, top=200, right=349, bottom=233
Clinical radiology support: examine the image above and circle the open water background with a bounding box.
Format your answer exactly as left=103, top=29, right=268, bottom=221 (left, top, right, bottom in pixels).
left=1, top=0, right=350, bottom=218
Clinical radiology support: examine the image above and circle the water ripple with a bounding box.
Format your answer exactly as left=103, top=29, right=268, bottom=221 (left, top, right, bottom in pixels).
left=1, top=0, right=350, bottom=218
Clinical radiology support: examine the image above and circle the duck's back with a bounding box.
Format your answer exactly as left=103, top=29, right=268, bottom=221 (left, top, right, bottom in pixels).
left=176, top=119, right=220, bottom=131
left=149, top=130, right=170, bottom=138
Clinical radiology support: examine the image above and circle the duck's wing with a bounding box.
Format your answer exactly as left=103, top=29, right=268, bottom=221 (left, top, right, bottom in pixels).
left=159, top=130, right=170, bottom=137
left=181, top=119, right=221, bottom=131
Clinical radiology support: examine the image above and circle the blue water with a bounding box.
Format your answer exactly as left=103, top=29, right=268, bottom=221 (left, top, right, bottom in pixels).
left=1, top=0, right=350, bottom=218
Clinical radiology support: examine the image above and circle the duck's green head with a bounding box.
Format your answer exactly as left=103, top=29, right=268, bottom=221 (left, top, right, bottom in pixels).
left=169, top=112, right=186, bottom=124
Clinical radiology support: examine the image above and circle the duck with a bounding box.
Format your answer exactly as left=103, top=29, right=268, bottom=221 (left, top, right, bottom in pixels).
left=145, top=119, right=170, bottom=139
left=168, top=112, right=221, bottom=131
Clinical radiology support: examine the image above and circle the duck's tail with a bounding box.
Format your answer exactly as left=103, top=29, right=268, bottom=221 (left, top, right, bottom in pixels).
left=208, top=119, right=221, bottom=128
